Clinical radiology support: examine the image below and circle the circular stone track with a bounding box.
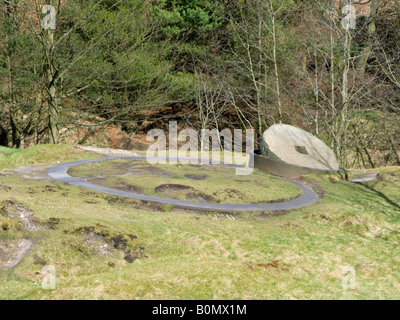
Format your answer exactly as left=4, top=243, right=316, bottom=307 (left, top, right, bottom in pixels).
left=48, top=157, right=319, bottom=212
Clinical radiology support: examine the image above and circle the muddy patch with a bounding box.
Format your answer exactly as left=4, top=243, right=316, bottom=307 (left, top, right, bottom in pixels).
left=186, top=192, right=216, bottom=203
left=44, top=218, right=61, bottom=230
left=184, top=174, right=209, bottom=181
left=104, top=195, right=169, bottom=212
left=155, top=184, right=194, bottom=194
left=85, top=176, right=144, bottom=194
left=83, top=231, right=114, bottom=256
left=114, top=182, right=143, bottom=194
left=0, top=200, right=39, bottom=232
left=43, top=185, right=60, bottom=193
left=251, top=196, right=299, bottom=205
left=33, top=254, right=47, bottom=266
left=124, top=246, right=145, bottom=263
left=72, top=225, right=143, bottom=263
left=73, top=226, right=114, bottom=256
left=223, top=188, right=243, bottom=198
left=247, top=260, right=290, bottom=271
left=0, top=185, right=11, bottom=192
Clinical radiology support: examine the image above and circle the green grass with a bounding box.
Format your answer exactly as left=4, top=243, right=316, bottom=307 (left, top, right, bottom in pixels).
left=0, top=145, right=399, bottom=299
left=0, top=144, right=99, bottom=170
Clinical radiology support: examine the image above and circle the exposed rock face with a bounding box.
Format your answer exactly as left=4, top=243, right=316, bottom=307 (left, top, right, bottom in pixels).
left=0, top=200, right=38, bottom=270
left=0, top=239, right=34, bottom=270
left=261, top=124, right=339, bottom=171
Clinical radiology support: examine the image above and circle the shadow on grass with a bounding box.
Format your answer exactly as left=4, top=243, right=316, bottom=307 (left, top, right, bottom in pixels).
left=358, top=182, right=400, bottom=217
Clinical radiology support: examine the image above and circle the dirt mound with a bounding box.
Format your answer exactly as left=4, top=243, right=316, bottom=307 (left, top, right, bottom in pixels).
left=115, top=183, right=143, bottom=194
left=186, top=192, right=216, bottom=202
left=83, top=231, right=114, bottom=256
left=155, top=184, right=194, bottom=194
left=0, top=200, right=39, bottom=232
left=73, top=225, right=143, bottom=264
left=224, top=188, right=243, bottom=198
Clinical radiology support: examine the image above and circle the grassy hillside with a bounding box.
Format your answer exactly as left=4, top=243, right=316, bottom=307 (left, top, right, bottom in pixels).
left=0, top=146, right=398, bottom=299
left=0, top=145, right=99, bottom=170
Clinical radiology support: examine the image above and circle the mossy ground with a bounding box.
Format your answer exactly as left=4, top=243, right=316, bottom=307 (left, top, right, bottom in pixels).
left=0, top=145, right=399, bottom=299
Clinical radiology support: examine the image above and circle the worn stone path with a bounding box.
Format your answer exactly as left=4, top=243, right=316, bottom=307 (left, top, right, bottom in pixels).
left=48, top=157, right=319, bottom=212
left=349, top=173, right=379, bottom=183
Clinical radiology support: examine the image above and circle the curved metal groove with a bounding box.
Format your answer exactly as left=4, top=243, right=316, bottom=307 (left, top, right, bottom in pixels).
left=48, top=157, right=319, bottom=212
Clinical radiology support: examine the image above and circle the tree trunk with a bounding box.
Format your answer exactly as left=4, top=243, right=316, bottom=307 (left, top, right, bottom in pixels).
left=4, top=0, right=23, bottom=148
left=44, top=27, right=59, bottom=144
left=336, top=17, right=352, bottom=166
left=357, top=0, right=379, bottom=79
left=270, top=1, right=282, bottom=124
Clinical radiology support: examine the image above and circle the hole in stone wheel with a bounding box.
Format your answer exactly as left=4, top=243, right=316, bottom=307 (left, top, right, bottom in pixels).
left=295, top=145, right=309, bottom=155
